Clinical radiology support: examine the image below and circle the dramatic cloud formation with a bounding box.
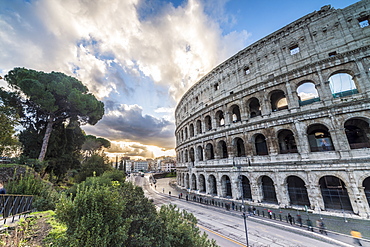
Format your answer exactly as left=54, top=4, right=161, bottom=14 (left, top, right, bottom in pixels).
left=0, top=0, right=250, bottom=157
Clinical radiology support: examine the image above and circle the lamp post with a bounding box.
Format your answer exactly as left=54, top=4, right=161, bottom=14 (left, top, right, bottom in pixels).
left=237, top=164, right=249, bottom=246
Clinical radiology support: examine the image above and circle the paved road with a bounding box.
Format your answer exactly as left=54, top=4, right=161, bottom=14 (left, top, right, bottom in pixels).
left=130, top=175, right=366, bottom=247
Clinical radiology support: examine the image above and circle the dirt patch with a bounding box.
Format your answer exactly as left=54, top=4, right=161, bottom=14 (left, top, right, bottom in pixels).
left=0, top=213, right=52, bottom=247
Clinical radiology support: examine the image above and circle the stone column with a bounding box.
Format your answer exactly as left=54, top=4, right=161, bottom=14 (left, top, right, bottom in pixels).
left=276, top=182, right=290, bottom=207
left=251, top=179, right=263, bottom=203
left=357, top=186, right=370, bottom=218
left=285, top=81, right=300, bottom=110
left=306, top=184, right=325, bottom=211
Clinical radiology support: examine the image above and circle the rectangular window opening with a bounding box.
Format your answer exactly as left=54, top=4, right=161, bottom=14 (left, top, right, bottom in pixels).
left=328, top=51, right=337, bottom=57
left=358, top=17, right=369, bottom=28
left=244, top=67, right=250, bottom=75
left=290, top=45, right=300, bottom=55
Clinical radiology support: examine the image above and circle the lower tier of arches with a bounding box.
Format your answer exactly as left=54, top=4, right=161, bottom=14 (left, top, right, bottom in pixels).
left=176, top=165, right=370, bottom=218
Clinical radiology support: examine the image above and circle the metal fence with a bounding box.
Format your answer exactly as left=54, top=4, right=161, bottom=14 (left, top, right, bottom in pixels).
left=0, top=195, right=33, bottom=224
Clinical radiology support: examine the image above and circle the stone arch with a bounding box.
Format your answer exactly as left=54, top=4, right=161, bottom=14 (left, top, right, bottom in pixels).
left=184, top=127, right=188, bottom=139
left=328, top=71, right=358, bottom=98
left=319, top=175, right=353, bottom=211
left=230, top=104, right=241, bottom=123
left=197, top=145, right=204, bottom=161
left=286, top=175, right=310, bottom=206
left=363, top=177, right=370, bottom=208
left=260, top=175, right=278, bottom=203
left=297, top=81, right=320, bottom=106
left=191, top=173, right=197, bottom=190
left=270, top=90, right=288, bottom=112
left=233, top=137, right=246, bottom=157
left=215, top=110, right=225, bottom=127
left=221, top=175, right=232, bottom=198
left=199, top=174, right=206, bottom=193
left=248, top=97, right=261, bottom=118
left=185, top=173, right=190, bottom=189
left=189, top=123, right=194, bottom=137
left=208, top=174, right=218, bottom=195
left=241, top=175, right=252, bottom=200
left=184, top=149, right=189, bottom=162
left=307, top=124, right=335, bottom=152
left=344, top=118, right=370, bottom=149
left=205, top=143, right=215, bottom=160
left=277, top=129, right=298, bottom=154
left=217, top=140, right=228, bottom=158
left=254, top=134, right=268, bottom=155
left=205, top=115, right=212, bottom=131
left=189, top=147, right=195, bottom=162
left=196, top=119, right=202, bottom=134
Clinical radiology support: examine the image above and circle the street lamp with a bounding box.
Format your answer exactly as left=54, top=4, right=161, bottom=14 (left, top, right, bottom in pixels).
left=236, top=163, right=249, bottom=246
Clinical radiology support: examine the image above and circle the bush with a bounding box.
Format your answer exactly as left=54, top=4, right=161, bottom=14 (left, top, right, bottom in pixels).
left=56, top=182, right=129, bottom=246
left=6, top=173, right=59, bottom=211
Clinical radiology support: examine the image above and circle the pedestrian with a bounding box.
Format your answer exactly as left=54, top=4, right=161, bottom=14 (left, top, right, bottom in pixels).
left=169, top=191, right=171, bottom=196
left=253, top=207, right=256, bottom=215
left=178, top=193, right=181, bottom=199
left=350, top=229, right=362, bottom=246
left=154, top=185, right=156, bottom=190
left=186, top=194, right=188, bottom=201
left=248, top=206, right=252, bottom=216
left=0, top=182, right=6, bottom=194
left=288, top=213, right=293, bottom=225
left=319, top=220, right=327, bottom=235
left=162, top=188, right=164, bottom=193
left=268, top=209, right=272, bottom=219
left=296, top=214, right=302, bottom=227
left=307, top=219, right=313, bottom=232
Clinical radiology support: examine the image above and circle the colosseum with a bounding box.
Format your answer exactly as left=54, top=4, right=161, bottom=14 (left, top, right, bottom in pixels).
left=175, top=0, right=370, bottom=218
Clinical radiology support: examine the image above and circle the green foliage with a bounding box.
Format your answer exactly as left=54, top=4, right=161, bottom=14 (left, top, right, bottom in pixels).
left=56, top=182, right=129, bottom=247
left=75, top=154, right=112, bottom=182
left=159, top=204, right=218, bottom=247
left=82, top=135, right=111, bottom=157
left=6, top=173, right=59, bottom=211
left=0, top=99, right=19, bottom=156
left=101, top=169, right=125, bottom=183
left=164, top=172, right=177, bottom=178
left=3, top=67, right=104, bottom=162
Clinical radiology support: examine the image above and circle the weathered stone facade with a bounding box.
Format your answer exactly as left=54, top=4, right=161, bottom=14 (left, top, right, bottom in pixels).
left=175, top=0, right=370, bottom=218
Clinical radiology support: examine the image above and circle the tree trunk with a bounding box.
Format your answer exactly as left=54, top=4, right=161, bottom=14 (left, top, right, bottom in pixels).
left=38, top=116, right=54, bottom=162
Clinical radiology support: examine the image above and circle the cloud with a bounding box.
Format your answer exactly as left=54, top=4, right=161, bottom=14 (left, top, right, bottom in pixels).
left=83, top=102, right=175, bottom=149
left=0, top=0, right=250, bottom=154
left=106, top=141, right=154, bottom=158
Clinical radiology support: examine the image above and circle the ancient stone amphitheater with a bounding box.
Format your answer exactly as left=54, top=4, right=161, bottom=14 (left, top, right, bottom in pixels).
left=175, top=0, right=370, bottom=217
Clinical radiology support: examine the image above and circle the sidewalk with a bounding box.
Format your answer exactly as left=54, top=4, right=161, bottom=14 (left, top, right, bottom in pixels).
left=154, top=177, right=370, bottom=246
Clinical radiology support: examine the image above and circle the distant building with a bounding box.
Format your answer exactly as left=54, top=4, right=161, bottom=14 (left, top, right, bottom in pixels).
left=133, top=160, right=149, bottom=172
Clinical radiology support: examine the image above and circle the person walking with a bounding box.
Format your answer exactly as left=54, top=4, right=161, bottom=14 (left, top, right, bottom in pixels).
left=0, top=182, right=6, bottom=194
left=296, top=214, right=302, bottom=227
left=351, top=229, right=362, bottom=246
left=288, top=213, right=293, bottom=225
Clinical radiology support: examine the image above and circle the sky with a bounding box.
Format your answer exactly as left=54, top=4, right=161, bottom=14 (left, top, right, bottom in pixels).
left=0, top=0, right=358, bottom=159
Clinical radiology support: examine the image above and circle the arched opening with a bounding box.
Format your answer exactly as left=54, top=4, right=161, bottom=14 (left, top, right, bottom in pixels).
left=261, top=176, right=278, bottom=203
left=205, top=143, right=214, bottom=160
left=185, top=149, right=189, bottom=162
left=271, top=90, right=288, bottom=111
left=221, top=175, right=232, bottom=198
left=191, top=174, right=197, bottom=190
left=218, top=140, right=228, bottom=158
left=181, top=130, right=184, bottom=142
left=255, top=134, right=268, bottom=155
left=181, top=173, right=185, bottom=187
left=278, top=129, right=298, bottom=154
left=184, top=127, right=188, bottom=139
left=297, top=82, right=320, bottom=106
left=197, top=146, right=203, bottom=161
left=234, top=137, right=246, bottom=157
left=249, top=97, right=261, bottom=118
left=307, top=124, right=334, bottom=152
left=287, top=176, right=310, bottom=206
left=344, top=118, right=370, bottom=149
left=319, top=176, right=353, bottom=211
left=196, top=120, right=202, bottom=134
left=185, top=173, right=190, bottom=189
left=363, top=177, right=370, bottom=208
left=230, top=104, right=241, bottom=123
left=189, top=124, right=194, bottom=137
left=189, top=148, right=195, bottom=163
left=216, top=110, right=225, bottom=127
left=208, top=175, right=217, bottom=195
left=329, top=72, right=358, bottom=98
left=241, top=175, right=252, bottom=200
left=199, top=174, right=206, bottom=193
left=205, top=115, right=212, bottom=131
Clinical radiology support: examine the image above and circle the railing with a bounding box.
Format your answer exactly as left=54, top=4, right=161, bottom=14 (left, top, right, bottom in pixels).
left=0, top=195, right=33, bottom=224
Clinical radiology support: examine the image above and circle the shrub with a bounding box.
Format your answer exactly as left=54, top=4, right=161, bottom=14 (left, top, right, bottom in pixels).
left=56, top=182, right=129, bottom=246
left=6, top=173, right=59, bottom=211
